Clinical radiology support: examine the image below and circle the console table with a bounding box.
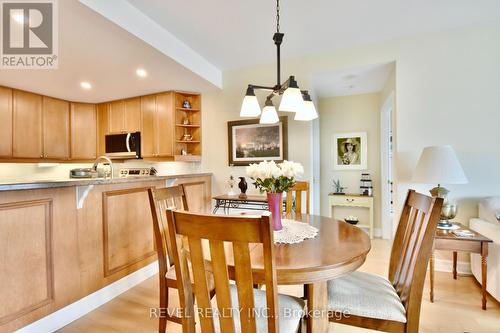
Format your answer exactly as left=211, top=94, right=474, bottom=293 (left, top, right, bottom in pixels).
left=328, top=193, right=374, bottom=238
left=430, top=223, right=492, bottom=310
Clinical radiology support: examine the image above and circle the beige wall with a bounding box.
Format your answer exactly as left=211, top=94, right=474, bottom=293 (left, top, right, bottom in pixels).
left=319, top=93, right=382, bottom=233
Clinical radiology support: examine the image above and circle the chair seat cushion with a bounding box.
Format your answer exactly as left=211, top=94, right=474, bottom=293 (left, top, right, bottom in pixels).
left=211, top=285, right=305, bottom=333
left=328, top=271, right=407, bottom=323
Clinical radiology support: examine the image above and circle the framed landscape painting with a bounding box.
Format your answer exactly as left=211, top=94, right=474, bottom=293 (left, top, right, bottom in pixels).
left=228, top=116, right=288, bottom=166
left=333, top=132, right=367, bottom=170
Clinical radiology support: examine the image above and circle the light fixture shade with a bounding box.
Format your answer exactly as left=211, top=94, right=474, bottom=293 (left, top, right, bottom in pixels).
left=260, top=101, right=279, bottom=124
left=295, top=100, right=318, bottom=121
left=240, top=95, right=261, bottom=117
left=279, top=87, right=304, bottom=112
left=412, top=145, right=468, bottom=184
left=240, top=86, right=261, bottom=117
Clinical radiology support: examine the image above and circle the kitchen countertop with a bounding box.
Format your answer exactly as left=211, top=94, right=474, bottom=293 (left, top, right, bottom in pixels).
left=0, top=172, right=212, bottom=191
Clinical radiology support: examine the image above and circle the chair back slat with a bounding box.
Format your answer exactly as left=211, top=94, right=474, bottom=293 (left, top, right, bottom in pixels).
left=209, top=240, right=236, bottom=333
left=387, top=190, right=443, bottom=332
left=148, top=185, right=189, bottom=274
left=286, top=181, right=310, bottom=215
left=166, top=210, right=279, bottom=333
left=188, top=237, right=216, bottom=333
left=233, top=242, right=257, bottom=333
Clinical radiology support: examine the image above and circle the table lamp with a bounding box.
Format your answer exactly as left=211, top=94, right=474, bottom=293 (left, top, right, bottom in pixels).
left=412, top=145, right=468, bottom=228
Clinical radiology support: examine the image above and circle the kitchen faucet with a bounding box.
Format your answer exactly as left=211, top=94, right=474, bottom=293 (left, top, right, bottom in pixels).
left=93, top=156, right=114, bottom=179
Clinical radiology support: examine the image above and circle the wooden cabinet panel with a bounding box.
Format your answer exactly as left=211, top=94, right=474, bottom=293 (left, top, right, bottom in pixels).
left=124, top=97, right=141, bottom=132
left=96, top=103, right=109, bottom=157
left=108, top=100, right=125, bottom=134
left=71, top=103, right=97, bottom=160
left=102, top=187, right=155, bottom=276
left=156, top=93, right=174, bottom=157
left=174, top=175, right=212, bottom=213
left=0, top=199, right=54, bottom=324
left=12, top=90, right=43, bottom=158
left=42, top=97, right=70, bottom=159
left=0, top=87, right=12, bottom=157
left=141, top=95, right=156, bottom=158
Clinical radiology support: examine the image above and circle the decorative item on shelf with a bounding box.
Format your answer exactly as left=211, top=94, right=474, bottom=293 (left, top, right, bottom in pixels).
left=227, top=175, right=237, bottom=196
left=182, top=100, right=191, bottom=109
left=412, top=145, right=468, bottom=229
left=182, top=117, right=190, bottom=125
left=360, top=173, right=373, bottom=196
left=239, top=0, right=317, bottom=123
left=247, top=160, right=304, bottom=231
left=181, top=149, right=188, bottom=156
left=332, top=179, right=346, bottom=194
left=344, top=215, right=359, bottom=225
left=238, top=177, right=248, bottom=199
left=182, top=132, right=193, bottom=141
left=496, top=212, right=500, bottom=223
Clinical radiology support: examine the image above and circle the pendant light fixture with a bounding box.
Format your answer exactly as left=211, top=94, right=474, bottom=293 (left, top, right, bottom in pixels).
left=240, top=0, right=318, bottom=123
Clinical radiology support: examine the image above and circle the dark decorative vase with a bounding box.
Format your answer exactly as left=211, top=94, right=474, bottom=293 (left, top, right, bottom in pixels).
left=238, top=177, right=248, bottom=199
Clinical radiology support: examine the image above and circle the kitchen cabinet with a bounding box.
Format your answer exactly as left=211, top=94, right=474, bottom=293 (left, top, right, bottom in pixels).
left=12, top=90, right=43, bottom=158
left=42, top=96, right=70, bottom=159
left=156, top=93, right=174, bottom=157
left=0, top=87, right=12, bottom=157
left=140, top=95, right=157, bottom=158
left=107, top=97, right=141, bottom=134
left=71, top=102, right=97, bottom=159
left=141, top=93, right=175, bottom=158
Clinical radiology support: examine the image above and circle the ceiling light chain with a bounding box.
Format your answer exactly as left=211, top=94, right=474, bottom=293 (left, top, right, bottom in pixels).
left=240, top=0, right=318, bottom=123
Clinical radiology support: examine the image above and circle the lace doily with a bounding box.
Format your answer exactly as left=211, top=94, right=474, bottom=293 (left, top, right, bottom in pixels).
left=273, top=219, right=319, bottom=244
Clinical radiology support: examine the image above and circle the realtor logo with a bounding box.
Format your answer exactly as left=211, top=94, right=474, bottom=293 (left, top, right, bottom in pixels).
left=1, top=0, right=58, bottom=69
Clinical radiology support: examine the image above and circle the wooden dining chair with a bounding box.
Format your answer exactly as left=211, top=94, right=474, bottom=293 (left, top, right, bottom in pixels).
left=166, top=210, right=305, bottom=333
left=148, top=186, right=215, bottom=333
left=327, top=190, right=443, bottom=333
left=285, top=181, right=310, bottom=215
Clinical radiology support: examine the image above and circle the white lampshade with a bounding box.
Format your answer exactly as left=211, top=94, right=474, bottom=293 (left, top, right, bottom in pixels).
left=412, top=145, right=468, bottom=184
left=279, top=87, right=304, bottom=112
left=295, top=100, right=318, bottom=121
left=240, top=95, right=261, bottom=117
left=260, top=99, right=279, bottom=124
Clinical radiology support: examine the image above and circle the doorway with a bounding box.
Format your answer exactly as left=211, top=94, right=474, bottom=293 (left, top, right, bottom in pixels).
left=380, top=92, right=395, bottom=239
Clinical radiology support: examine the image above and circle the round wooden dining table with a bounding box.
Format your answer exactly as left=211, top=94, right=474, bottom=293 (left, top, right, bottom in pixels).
left=225, top=214, right=371, bottom=333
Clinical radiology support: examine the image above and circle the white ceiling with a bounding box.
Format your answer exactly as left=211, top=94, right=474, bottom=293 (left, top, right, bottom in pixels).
left=125, top=0, right=500, bottom=70
left=0, top=0, right=219, bottom=103
left=313, top=63, right=394, bottom=98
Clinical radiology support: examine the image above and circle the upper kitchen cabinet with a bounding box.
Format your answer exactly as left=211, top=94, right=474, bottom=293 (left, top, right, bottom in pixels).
left=156, top=92, right=174, bottom=157
left=12, top=90, right=43, bottom=158
left=71, top=102, right=97, bottom=160
left=174, top=92, right=201, bottom=162
left=107, top=97, right=141, bottom=134
left=42, top=96, right=70, bottom=159
left=0, top=87, right=12, bottom=158
left=140, top=95, right=157, bottom=158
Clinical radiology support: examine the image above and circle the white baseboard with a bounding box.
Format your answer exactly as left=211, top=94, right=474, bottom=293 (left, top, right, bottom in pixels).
left=433, top=258, right=472, bottom=275
left=15, top=262, right=159, bottom=333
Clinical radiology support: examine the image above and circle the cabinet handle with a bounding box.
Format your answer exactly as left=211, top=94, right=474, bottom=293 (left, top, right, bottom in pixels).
left=346, top=198, right=355, bottom=203
left=40, top=154, right=43, bottom=158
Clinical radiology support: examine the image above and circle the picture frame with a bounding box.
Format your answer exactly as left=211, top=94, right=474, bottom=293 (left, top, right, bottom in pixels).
left=228, top=116, right=288, bottom=166
left=333, top=132, right=367, bottom=170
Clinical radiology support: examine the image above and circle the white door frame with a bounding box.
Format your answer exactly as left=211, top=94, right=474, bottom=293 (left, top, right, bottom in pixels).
left=380, top=92, right=394, bottom=240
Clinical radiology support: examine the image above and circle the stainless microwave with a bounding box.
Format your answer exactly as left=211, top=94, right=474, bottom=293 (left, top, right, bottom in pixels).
left=105, top=132, right=141, bottom=159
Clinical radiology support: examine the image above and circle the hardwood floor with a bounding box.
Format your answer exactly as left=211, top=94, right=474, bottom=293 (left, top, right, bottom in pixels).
left=58, top=239, right=500, bottom=333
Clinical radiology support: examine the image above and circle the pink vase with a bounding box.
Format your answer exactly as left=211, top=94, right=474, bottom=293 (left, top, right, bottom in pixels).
left=267, top=192, right=283, bottom=231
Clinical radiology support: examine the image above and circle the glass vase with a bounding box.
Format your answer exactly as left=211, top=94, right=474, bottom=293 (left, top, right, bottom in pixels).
left=267, top=192, right=283, bottom=231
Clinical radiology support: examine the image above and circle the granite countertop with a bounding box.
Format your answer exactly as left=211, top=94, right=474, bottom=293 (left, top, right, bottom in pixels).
left=0, top=172, right=212, bottom=191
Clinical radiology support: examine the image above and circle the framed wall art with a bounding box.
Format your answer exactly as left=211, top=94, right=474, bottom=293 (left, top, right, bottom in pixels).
left=333, top=132, right=367, bottom=170
left=228, top=116, right=288, bottom=166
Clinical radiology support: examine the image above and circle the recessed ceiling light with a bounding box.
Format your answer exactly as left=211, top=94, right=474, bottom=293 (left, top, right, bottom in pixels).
left=136, top=68, right=147, bottom=77
left=80, top=81, right=92, bottom=90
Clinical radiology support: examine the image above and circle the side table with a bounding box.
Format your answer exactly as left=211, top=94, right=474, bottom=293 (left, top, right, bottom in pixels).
left=328, top=193, right=374, bottom=238
left=430, top=223, right=493, bottom=310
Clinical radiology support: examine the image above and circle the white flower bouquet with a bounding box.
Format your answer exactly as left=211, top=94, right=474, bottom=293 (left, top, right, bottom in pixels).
left=246, top=160, right=304, bottom=193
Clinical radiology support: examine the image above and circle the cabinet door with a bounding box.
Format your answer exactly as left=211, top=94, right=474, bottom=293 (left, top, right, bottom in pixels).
left=96, top=103, right=109, bottom=156
left=43, top=96, right=70, bottom=159
left=156, top=93, right=174, bottom=157
left=0, top=87, right=12, bottom=157
left=124, top=97, right=141, bottom=132
left=71, top=103, right=97, bottom=159
left=109, top=100, right=125, bottom=134
left=140, top=95, right=156, bottom=157
left=13, top=90, right=43, bottom=158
